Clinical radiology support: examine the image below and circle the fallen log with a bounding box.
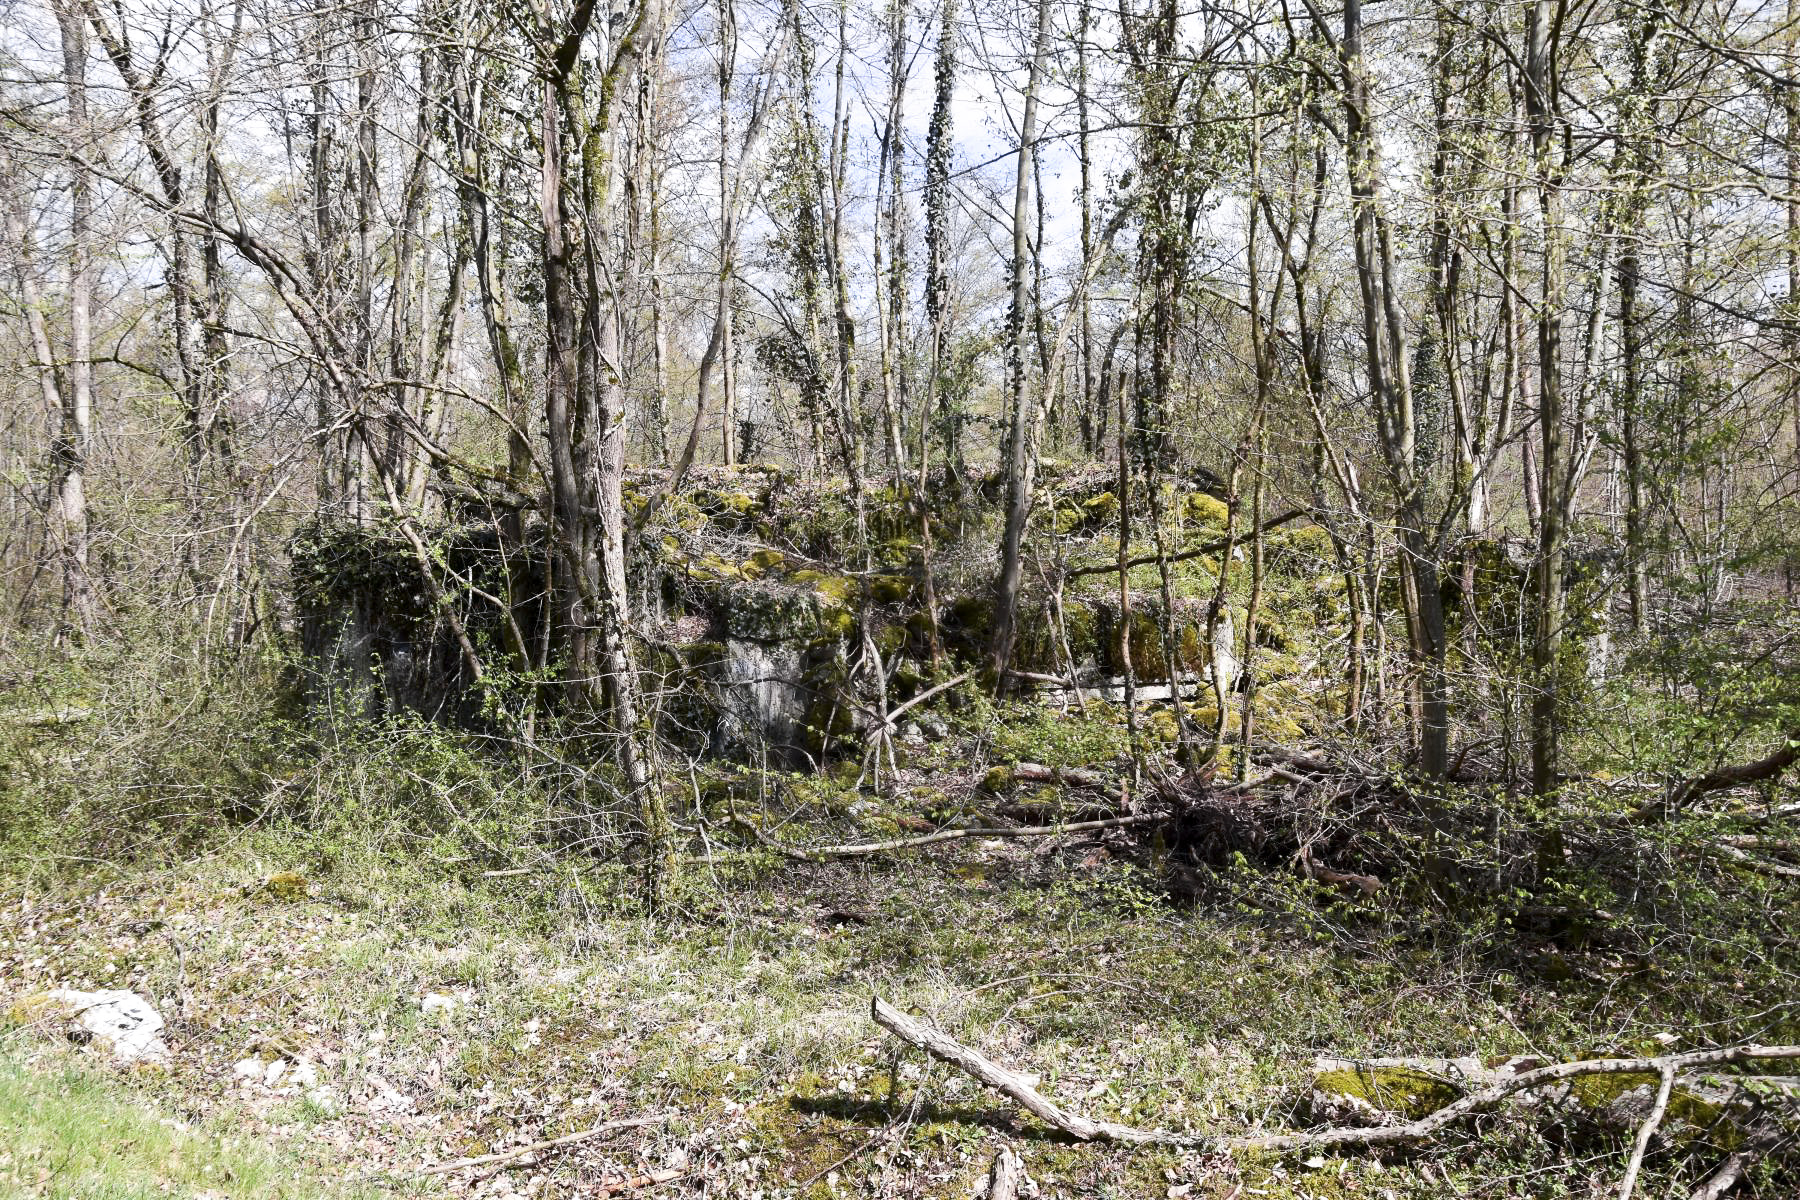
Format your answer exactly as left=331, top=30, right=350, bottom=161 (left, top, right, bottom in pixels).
left=870, top=995, right=1800, bottom=1158
left=1297, top=845, right=1381, bottom=895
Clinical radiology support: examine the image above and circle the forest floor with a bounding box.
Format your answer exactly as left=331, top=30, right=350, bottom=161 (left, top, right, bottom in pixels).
left=3, top=703, right=1798, bottom=1199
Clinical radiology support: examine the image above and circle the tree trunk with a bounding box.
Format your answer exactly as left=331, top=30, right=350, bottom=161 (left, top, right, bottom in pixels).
left=1526, top=0, right=1567, bottom=796
left=53, top=0, right=97, bottom=638
left=1334, top=0, right=1447, bottom=777
left=989, top=0, right=1052, bottom=682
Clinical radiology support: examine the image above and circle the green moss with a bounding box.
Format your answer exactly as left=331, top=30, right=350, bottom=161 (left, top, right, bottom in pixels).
left=1183, top=492, right=1230, bottom=526
left=869, top=574, right=912, bottom=604
left=1569, top=1071, right=1660, bottom=1109
left=1567, top=1073, right=1739, bottom=1145
left=1178, top=624, right=1205, bottom=670
left=981, top=765, right=1014, bottom=793
left=1062, top=602, right=1100, bottom=662
left=1109, top=611, right=1169, bottom=678
left=1313, top=1066, right=1462, bottom=1120
left=715, top=491, right=758, bottom=515
left=1254, top=712, right=1307, bottom=742
left=874, top=623, right=908, bottom=657
left=806, top=574, right=858, bottom=607
left=947, top=595, right=992, bottom=640
left=5, top=992, right=62, bottom=1027
left=261, top=871, right=309, bottom=901
left=694, top=554, right=745, bottom=581
left=815, top=607, right=855, bottom=641
left=739, top=1084, right=887, bottom=1199
left=1272, top=523, right=1335, bottom=561
left=741, top=550, right=790, bottom=579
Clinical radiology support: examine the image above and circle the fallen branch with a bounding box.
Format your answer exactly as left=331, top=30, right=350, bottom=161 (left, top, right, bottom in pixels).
left=1004, top=669, right=1077, bottom=689
left=885, top=672, right=973, bottom=726
left=1713, top=840, right=1800, bottom=879
left=415, top=1115, right=668, bottom=1177
left=1688, top=1124, right=1792, bottom=1200
left=1252, top=746, right=1352, bottom=777
left=1064, top=509, right=1308, bottom=580
left=871, top=996, right=1193, bottom=1145
left=1667, top=733, right=1800, bottom=812
left=987, top=1147, right=1028, bottom=1200
left=870, top=994, right=1800, bottom=1156
left=1008, top=762, right=1117, bottom=793
left=769, top=814, right=1166, bottom=861
left=595, top=1168, right=684, bottom=1195
left=1229, top=1046, right=1800, bottom=1154
left=1616, top=1063, right=1675, bottom=1200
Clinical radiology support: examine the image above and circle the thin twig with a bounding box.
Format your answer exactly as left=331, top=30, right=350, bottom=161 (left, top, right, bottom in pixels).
left=594, top=1168, right=684, bottom=1195
left=1616, top=1063, right=1675, bottom=1200
left=414, top=1114, right=668, bottom=1177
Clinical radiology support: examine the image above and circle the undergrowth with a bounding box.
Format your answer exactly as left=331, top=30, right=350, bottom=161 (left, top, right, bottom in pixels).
left=1, top=625, right=1797, bottom=1197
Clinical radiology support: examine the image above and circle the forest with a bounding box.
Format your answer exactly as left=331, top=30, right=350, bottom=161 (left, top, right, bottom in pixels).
left=3, top=0, right=1800, bottom=1194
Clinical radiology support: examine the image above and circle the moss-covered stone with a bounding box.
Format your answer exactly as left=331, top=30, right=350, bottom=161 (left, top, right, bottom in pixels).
left=1108, top=611, right=1169, bottom=678
left=814, top=607, right=855, bottom=642
left=790, top=571, right=856, bottom=607
left=694, top=554, right=746, bottom=582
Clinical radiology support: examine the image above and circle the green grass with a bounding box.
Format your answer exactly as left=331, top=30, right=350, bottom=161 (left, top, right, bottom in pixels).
left=0, top=1050, right=380, bottom=1200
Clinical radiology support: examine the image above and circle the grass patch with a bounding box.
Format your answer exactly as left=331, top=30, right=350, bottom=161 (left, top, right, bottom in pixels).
left=0, top=1049, right=382, bottom=1200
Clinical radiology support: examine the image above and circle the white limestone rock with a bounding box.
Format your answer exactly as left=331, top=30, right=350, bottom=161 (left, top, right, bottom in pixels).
left=46, top=988, right=169, bottom=1064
